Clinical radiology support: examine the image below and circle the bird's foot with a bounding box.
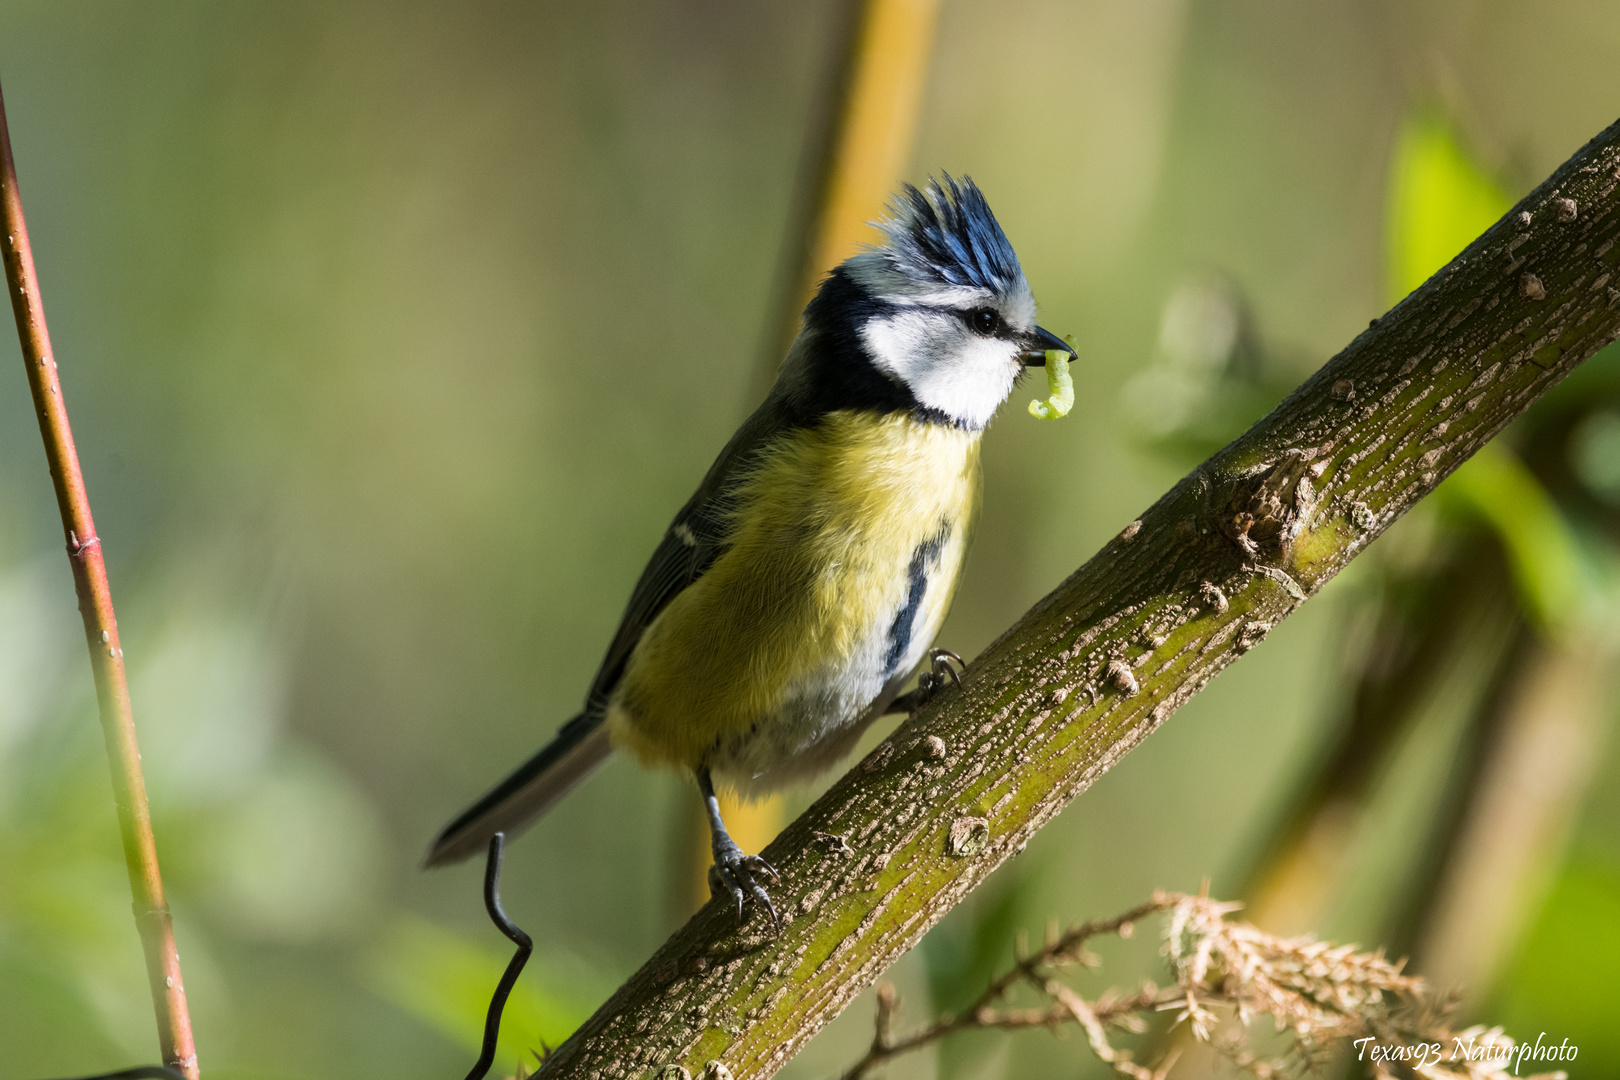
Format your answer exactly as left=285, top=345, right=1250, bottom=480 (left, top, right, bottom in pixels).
left=708, top=837, right=781, bottom=929
left=920, top=648, right=965, bottom=697
left=888, top=648, right=966, bottom=715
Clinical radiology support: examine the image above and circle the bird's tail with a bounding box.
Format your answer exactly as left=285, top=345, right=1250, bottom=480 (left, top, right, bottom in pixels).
left=424, top=712, right=614, bottom=867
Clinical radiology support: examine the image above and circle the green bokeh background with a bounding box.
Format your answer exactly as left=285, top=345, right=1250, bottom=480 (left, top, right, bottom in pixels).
left=0, top=2, right=1617, bottom=1077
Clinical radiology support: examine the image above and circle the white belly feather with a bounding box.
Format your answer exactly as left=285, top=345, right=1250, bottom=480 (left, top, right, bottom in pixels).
left=713, top=521, right=963, bottom=790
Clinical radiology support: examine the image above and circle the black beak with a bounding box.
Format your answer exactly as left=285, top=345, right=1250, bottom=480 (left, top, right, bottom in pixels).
left=1020, top=325, right=1077, bottom=366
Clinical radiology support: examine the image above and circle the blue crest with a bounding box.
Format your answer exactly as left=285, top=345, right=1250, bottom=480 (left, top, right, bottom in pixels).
left=878, top=174, right=1023, bottom=293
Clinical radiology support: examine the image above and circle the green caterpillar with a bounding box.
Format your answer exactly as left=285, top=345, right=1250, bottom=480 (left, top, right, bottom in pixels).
left=1028, top=348, right=1074, bottom=420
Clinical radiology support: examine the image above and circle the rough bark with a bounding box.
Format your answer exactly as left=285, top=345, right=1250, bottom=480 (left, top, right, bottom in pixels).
left=538, top=119, right=1620, bottom=1080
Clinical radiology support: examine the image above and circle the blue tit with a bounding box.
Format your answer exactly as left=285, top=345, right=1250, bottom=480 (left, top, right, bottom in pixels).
left=425, top=175, right=1075, bottom=924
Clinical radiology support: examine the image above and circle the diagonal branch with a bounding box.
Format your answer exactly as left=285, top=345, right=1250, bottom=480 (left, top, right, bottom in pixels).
left=536, top=118, right=1620, bottom=1080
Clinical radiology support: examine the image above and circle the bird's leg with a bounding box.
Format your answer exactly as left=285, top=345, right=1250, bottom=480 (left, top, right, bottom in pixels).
left=885, top=648, right=966, bottom=715
left=696, top=767, right=780, bottom=928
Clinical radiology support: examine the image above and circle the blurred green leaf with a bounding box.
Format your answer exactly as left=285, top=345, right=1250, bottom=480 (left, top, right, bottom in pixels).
left=1384, top=111, right=1512, bottom=304
left=1492, top=854, right=1620, bottom=1072
left=1126, top=273, right=1303, bottom=464
left=1570, top=407, right=1620, bottom=504
left=1437, top=444, right=1584, bottom=636
left=361, top=914, right=604, bottom=1073
left=919, top=875, right=1030, bottom=1078
left=921, top=881, right=1025, bottom=1016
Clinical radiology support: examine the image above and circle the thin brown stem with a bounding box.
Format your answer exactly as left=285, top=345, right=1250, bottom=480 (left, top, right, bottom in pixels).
left=0, top=80, right=199, bottom=1078
left=845, top=984, right=1182, bottom=1080
left=848, top=893, right=1557, bottom=1080
left=843, top=895, right=1183, bottom=1080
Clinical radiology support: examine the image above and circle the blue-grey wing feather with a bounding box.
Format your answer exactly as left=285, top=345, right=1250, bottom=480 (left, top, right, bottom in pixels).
left=425, top=394, right=806, bottom=866
left=584, top=394, right=803, bottom=716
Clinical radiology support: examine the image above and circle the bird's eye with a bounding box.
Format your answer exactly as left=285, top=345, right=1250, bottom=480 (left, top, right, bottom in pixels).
left=968, top=308, right=999, bottom=335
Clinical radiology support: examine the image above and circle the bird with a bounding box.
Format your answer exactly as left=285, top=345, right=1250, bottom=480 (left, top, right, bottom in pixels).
left=425, top=174, right=1075, bottom=924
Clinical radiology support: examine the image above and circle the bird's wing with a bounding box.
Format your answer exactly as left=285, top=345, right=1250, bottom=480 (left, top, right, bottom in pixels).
left=583, top=394, right=801, bottom=717
left=425, top=394, right=806, bottom=867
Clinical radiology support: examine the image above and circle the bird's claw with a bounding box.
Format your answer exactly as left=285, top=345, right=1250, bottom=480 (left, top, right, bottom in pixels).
left=919, top=648, right=965, bottom=697
left=708, top=842, right=780, bottom=929
left=885, top=648, right=968, bottom=717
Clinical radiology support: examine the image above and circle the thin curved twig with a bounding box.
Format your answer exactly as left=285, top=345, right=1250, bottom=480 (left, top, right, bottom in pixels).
left=842, top=895, right=1180, bottom=1080
left=465, top=832, right=535, bottom=1080
left=844, top=892, right=1562, bottom=1080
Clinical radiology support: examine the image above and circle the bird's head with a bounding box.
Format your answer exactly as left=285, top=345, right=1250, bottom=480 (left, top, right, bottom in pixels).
left=791, top=175, right=1074, bottom=430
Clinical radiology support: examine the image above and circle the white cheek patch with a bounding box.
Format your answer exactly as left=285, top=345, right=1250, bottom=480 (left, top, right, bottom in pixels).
left=912, top=330, right=1021, bottom=428
left=861, top=309, right=936, bottom=385
left=861, top=312, right=1021, bottom=429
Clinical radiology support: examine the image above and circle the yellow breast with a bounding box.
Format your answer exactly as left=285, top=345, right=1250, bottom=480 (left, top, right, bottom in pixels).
left=607, top=410, right=981, bottom=775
